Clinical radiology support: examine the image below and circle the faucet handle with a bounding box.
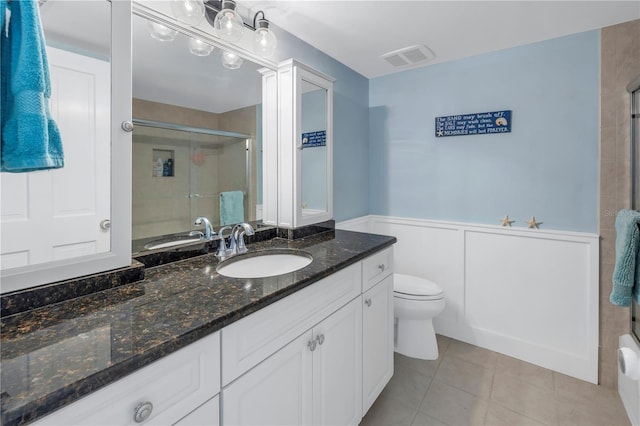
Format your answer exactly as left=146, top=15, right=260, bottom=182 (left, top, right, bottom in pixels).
left=216, top=226, right=233, bottom=259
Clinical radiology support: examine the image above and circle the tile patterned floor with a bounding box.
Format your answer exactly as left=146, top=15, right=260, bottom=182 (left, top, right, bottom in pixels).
left=360, top=335, right=631, bottom=426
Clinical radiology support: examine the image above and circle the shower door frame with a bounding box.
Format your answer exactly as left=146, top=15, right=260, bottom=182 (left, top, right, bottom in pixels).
left=628, top=74, right=640, bottom=343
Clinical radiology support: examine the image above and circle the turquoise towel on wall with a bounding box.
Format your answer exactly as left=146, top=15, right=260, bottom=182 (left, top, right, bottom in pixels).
left=610, top=209, right=640, bottom=307
left=220, top=191, right=244, bottom=226
left=1, top=0, right=64, bottom=172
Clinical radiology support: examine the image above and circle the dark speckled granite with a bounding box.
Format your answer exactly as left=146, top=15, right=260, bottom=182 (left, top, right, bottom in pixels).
left=0, top=230, right=396, bottom=426
left=1, top=262, right=145, bottom=318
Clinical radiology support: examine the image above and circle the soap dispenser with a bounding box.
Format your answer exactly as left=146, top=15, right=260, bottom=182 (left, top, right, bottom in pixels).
left=155, top=158, right=163, bottom=177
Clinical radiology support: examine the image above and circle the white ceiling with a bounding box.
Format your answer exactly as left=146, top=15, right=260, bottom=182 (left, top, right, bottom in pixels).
left=244, top=0, right=640, bottom=78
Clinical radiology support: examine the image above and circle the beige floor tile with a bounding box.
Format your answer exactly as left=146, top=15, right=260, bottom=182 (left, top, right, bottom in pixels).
left=360, top=390, right=417, bottom=426
left=436, top=334, right=452, bottom=354
left=556, top=398, right=631, bottom=426
left=381, top=362, right=433, bottom=410
left=485, top=402, right=546, bottom=426
left=491, top=372, right=558, bottom=425
left=446, top=340, right=498, bottom=369
left=494, top=354, right=554, bottom=392
left=554, top=372, right=622, bottom=411
left=420, top=381, right=489, bottom=426
left=411, top=411, right=447, bottom=426
left=395, top=352, right=441, bottom=378
left=433, top=355, right=494, bottom=399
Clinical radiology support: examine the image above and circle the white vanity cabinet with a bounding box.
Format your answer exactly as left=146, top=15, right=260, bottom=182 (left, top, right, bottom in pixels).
left=223, top=298, right=362, bottom=426
left=34, top=332, right=221, bottom=426
left=362, top=247, right=394, bottom=415
left=222, top=248, right=394, bottom=426
left=362, top=274, right=394, bottom=415
left=221, top=263, right=363, bottom=426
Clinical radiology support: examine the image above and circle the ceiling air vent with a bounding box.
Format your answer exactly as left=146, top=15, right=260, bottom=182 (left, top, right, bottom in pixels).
left=381, top=44, right=436, bottom=68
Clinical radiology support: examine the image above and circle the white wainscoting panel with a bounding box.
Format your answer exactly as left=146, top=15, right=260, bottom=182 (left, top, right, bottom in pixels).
left=337, top=215, right=599, bottom=383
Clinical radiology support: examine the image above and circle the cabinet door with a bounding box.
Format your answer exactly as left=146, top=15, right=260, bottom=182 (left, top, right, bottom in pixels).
left=313, top=298, right=362, bottom=426
left=223, top=331, right=313, bottom=426
left=362, top=275, right=394, bottom=416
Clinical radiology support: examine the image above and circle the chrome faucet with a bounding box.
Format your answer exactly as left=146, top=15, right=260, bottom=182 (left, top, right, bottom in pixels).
left=229, top=223, right=255, bottom=255
left=193, top=217, right=216, bottom=241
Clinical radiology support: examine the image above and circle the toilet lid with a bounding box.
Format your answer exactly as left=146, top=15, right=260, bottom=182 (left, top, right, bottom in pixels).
left=394, top=274, right=444, bottom=299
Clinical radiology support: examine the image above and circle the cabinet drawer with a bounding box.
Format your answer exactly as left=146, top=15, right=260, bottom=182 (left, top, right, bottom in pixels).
left=222, top=262, right=361, bottom=385
left=35, top=332, right=220, bottom=426
left=362, top=247, right=393, bottom=292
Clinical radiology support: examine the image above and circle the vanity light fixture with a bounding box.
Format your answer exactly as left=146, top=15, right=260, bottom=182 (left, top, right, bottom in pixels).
left=188, top=37, right=214, bottom=56
left=147, top=21, right=178, bottom=42
left=221, top=50, right=244, bottom=69
left=170, top=0, right=205, bottom=26
left=204, top=0, right=278, bottom=58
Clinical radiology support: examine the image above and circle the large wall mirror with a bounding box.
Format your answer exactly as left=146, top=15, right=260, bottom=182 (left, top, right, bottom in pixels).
left=131, top=10, right=269, bottom=253
left=0, top=0, right=131, bottom=293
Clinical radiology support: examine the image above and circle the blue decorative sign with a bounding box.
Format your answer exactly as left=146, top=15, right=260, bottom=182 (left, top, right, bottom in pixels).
left=435, top=110, right=512, bottom=138
left=302, top=130, right=326, bottom=147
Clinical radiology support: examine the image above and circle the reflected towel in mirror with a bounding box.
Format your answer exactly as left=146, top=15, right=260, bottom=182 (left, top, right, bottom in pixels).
left=220, top=191, right=244, bottom=226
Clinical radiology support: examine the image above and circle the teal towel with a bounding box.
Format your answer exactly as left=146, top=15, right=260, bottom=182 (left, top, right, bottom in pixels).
left=610, top=209, right=640, bottom=306
left=1, top=0, right=64, bottom=172
left=220, top=191, right=244, bottom=226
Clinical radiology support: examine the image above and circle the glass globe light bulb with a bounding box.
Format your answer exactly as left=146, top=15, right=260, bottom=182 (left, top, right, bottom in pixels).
left=147, top=21, right=178, bottom=42
left=221, top=51, right=244, bottom=69
left=253, top=19, right=277, bottom=57
left=170, top=0, right=205, bottom=26
left=188, top=37, right=214, bottom=56
left=213, top=0, right=244, bottom=42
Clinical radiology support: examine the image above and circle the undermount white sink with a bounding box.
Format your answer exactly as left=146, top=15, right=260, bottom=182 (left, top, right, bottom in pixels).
left=216, top=251, right=313, bottom=278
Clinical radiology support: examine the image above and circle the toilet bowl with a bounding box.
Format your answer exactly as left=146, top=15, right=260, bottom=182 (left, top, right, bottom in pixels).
left=394, top=273, right=445, bottom=360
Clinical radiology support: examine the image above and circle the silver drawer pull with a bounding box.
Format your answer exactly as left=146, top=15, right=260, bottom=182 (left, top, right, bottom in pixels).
left=308, top=339, right=317, bottom=352
left=365, top=298, right=372, bottom=307
left=134, top=401, right=153, bottom=423
left=316, top=334, right=325, bottom=346
left=378, top=264, right=385, bottom=271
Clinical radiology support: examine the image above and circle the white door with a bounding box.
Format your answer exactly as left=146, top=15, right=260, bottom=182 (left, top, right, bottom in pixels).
left=222, top=331, right=313, bottom=426
left=1, top=46, right=110, bottom=269
left=312, top=298, right=362, bottom=426
left=362, top=275, right=394, bottom=416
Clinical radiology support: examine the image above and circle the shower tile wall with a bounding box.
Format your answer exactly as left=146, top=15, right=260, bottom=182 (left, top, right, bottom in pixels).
left=132, top=99, right=256, bottom=240
left=599, top=19, right=640, bottom=388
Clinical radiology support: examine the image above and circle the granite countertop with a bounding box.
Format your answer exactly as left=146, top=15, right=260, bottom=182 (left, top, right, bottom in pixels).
left=0, top=229, right=396, bottom=426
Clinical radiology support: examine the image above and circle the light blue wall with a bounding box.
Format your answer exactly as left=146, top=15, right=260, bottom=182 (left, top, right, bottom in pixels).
left=369, top=30, right=600, bottom=233
left=272, top=27, right=370, bottom=222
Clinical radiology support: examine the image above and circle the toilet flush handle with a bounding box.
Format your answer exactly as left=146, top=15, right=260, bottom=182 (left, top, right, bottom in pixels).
left=365, top=298, right=372, bottom=307
left=378, top=264, right=385, bottom=271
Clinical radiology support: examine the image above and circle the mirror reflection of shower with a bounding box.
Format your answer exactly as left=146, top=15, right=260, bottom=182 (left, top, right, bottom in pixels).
left=131, top=119, right=257, bottom=253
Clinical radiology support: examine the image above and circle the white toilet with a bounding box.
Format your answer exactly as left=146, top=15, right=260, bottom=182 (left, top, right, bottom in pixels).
left=393, top=273, right=445, bottom=360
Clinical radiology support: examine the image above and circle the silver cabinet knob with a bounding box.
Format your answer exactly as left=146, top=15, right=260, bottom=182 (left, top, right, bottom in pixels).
left=378, top=264, right=385, bottom=271
left=316, top=334, right=325, bottom=346
left=134, top=401, right=153, bottom=423
left=121, top=121, right=134, bottom=132
left=308, top=339, right=317, bottom=352
left=99, top=219, right=111, bottom=230
left=365, top=298, right=372, bottom=307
